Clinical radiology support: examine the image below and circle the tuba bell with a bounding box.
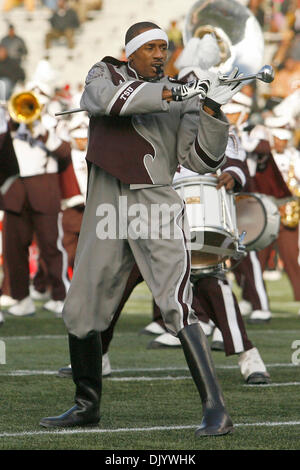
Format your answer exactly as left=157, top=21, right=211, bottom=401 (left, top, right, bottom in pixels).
left=183, top=0, right=265, bottom=75
left=8, top=90, right=42, bottom=125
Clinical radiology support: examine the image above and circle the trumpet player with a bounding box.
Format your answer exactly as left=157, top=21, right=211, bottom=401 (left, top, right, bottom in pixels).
left=0, top=87, right=72, bottom=317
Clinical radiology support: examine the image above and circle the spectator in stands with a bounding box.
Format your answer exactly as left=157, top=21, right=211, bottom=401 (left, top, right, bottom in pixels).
left=41, top=0, right=58, bottom=10
left=166, top=19, right=183, bottom=53
left=248, top=0, right=265, bottom=28
left=45, top=0, right=80, bottom=56
left=68, top=1, right=88, bottom=23
left=0, top=44, right=25, bottom=100
left=270, top=51, right=300, bottom=98
left=0, top=24, right=28, bottom=65
left=2, top=0, right=35, bottom=12
left=118, top=47, right=127, bottom=61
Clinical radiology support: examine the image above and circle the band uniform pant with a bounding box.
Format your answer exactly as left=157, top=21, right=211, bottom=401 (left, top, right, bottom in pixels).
left=258, top=223, right=300, bottom=301
left=233, top=251, right=270, bottom=311
left=62, top=164, right=199, bottom=339
left=2, top=204, right=69, bottom=301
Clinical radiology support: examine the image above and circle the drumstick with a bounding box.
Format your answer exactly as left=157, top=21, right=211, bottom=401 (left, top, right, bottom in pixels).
left=216, top=169, right=236, bottom=234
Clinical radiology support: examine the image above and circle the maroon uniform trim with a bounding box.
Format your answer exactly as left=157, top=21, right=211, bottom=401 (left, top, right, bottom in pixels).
left=109, top=81, right=145, bottom=116
left=175, top=207, right=191, bottom=326
left=86, top=115, right=154, bottom=184
left=195, top=137, right=225, bottom=169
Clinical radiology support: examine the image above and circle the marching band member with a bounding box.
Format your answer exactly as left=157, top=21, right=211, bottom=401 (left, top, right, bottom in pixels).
left=225, top=91, right=273, bottom=324
left=0, top=105, right=20, bottom=323
left=30, top=111, right=88, bottom=310
left=0, top=86, right=71, bottom=317
left=252, top=114, right=300, bottom=313
left=40, top=20, right=245, bottom=434
left=60, top=114, right=88, bottom=270
left=237, top=108, right=300, bottom=321
left=57, top=107, right=270, bottom=386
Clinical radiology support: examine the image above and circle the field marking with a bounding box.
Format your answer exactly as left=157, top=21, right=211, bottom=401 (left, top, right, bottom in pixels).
left=0, top=363, right=299, bottom=378
left=0, top=420, right=300, bottom=439
left=245, top=382, right=300, bottom=388
left=0, top=335, right=67, bottom=341
left=0, top=329, right=299, bottom=342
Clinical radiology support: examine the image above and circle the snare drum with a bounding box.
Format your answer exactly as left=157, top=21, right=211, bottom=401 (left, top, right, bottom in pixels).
left=235, top=193, right=280, bottom=251
left=173, top=175, right=240, bottom=272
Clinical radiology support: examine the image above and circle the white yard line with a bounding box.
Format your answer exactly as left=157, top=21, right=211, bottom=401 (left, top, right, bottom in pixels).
left=245, top=382, right=300, bottom=388
left=0, top=329, right=299, bottom=341
left=0, top=421, right=300, bottom=439
left=0, top=363, right=299, bottom=377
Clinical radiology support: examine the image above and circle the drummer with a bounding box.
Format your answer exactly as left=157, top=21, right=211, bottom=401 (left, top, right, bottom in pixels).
left=144, top=120, right=270, bottom=384
left=224, top=89, right=273, bottom=324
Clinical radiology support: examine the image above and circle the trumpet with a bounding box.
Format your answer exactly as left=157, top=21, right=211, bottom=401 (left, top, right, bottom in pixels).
left=8, top=90, right=42, bottom=125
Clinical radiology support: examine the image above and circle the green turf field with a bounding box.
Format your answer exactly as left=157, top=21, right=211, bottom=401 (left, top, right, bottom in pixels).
left=0, top=272, right=299, bottom=450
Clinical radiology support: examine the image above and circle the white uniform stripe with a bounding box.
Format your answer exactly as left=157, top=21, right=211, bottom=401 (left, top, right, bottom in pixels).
left=120, top=83, right=147, bottom=115
left=56, top=211, right=70, bottom=294
left=249, top=251, right=269, bottom=310
left=218, top=279, right=244, bottom=353
left=223, top=166, right=246, bottom=187
left=105, top=81, right=135, bottom=115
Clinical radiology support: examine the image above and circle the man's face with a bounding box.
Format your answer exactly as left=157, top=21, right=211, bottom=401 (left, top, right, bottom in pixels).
left=74, top=137, right=88, bottom=151
left=128, top=30, right=168, bottom=79
left=273, top=135, right=288, bottom=153
left=58, top=0, right=66, bottom=9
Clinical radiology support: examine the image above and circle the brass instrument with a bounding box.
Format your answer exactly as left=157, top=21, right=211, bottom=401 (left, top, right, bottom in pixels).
left=8, top=90, right=42, bottom=126
left=183, top=0, right=265, bottom=76
left=280, top=159, right=300, bottom=228
left=56, top=1, right=269, bottom=118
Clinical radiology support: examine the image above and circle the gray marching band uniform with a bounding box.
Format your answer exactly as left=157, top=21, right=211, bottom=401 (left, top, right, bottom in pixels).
left=40, top=57, right=234, bottom=436
left=62, top=59, right=229, bottom=339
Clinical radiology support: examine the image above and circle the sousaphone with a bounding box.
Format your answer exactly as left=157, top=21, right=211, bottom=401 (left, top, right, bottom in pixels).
left=183, top=0, right=265, bottom=75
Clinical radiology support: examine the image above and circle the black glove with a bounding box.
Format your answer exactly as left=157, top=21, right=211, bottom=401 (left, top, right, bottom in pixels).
left=171, top=79, right=210, bottom=102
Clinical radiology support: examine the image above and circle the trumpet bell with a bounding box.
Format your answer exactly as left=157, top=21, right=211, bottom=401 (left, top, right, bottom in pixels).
left=8, top=91, right=42, bottom=124
left=183, top=0, right=264, bottom=75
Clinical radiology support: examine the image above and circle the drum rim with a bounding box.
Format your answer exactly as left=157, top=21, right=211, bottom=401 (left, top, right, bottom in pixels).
left=235, top=192, right=268, bottom=248
left=173, top=175, right=218, bottom=187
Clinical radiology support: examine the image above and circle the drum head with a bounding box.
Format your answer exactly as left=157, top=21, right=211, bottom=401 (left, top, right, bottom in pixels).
left=235, top=194, right=266, bottom=249
left=191, top=251, right=224, bottom=269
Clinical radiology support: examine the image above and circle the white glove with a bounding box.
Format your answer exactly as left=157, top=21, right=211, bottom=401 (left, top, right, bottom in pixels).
left=171, top=79, right=210, bottom=102
left=0, top=107, right=8, bottom=134
left=195, top=67, right=245, bottom=107
left=30, top=119, right=47, bottom=139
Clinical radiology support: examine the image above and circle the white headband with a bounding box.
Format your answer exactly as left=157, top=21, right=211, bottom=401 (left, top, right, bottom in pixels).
left=270, top=128, right=292, bottom=141
left=125, top=28, right=168, bottom=58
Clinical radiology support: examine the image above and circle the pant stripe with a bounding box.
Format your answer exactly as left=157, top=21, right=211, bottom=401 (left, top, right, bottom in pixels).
left=56, top=212, right=70, bottom=295
left=218, top=279, right=244, bottom=353
left=174, top=207, right=192, bottom=329
left=249, top=251, right=269, bottom=310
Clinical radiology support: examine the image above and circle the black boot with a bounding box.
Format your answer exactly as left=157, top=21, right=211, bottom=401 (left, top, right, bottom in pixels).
left=40, top=331, right=102, bottom=428
left=178, top=323, right=233, bottom=437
